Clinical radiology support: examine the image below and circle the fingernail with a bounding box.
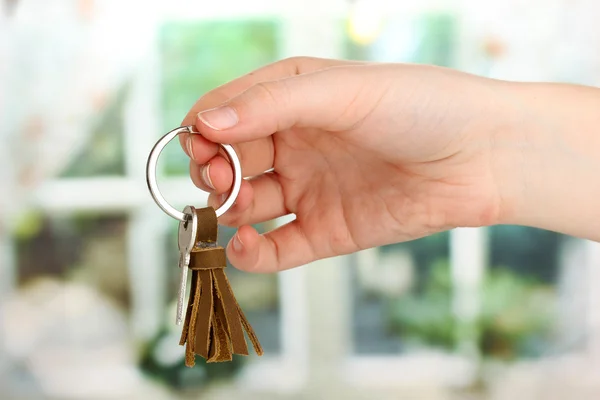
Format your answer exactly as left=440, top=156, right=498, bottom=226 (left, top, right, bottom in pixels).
left=232, top=233, right=243, bottom=253
left=200, top=164, right=215, bottom=189
left=197, top=106, right=238, bottom=130
left=186, top=135, right=195, bottom=159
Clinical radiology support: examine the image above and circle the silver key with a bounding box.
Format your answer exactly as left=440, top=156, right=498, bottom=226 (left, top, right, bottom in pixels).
left=176, top=205, right=198, bottom=325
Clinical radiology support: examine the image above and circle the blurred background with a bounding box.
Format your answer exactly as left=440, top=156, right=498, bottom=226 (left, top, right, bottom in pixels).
left=2, top=0, right=600, bottom=399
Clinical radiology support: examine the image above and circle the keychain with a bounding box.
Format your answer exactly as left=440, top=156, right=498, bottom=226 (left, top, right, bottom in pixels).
left=146, top=125, right=263, bottom=366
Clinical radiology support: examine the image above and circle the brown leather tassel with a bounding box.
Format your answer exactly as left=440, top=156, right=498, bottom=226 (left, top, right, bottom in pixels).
left=179, top=207, right=263, bottom=366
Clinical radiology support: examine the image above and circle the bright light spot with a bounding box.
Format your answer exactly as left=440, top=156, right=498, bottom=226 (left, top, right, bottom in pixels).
left=347, top=1, right=384, bottom=46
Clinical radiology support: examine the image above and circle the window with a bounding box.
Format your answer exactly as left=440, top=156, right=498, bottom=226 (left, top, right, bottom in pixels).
left=352, top=233, right=451, bottom=354
left=59, top=92, right=127, bottom=178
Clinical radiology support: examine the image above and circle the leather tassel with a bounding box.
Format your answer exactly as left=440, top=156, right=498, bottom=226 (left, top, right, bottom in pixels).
left=179, top=207, right=263, bottom=366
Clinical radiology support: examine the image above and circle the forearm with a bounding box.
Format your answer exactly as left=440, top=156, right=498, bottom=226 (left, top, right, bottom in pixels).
left=495, top=82, right=600, bottom=241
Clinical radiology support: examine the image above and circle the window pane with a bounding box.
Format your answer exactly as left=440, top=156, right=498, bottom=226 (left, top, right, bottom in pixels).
left=14, top=212, right=130, bottom=304
left=352, top=232, right=451, bottom=354
left=160, top=21, right=279, bottom=176
left=59, top=92, right=126, bottom=178
left=489, top=226, right=560, bottom=283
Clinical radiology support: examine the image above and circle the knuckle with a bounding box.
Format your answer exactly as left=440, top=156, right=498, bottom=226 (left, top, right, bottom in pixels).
left=253, top=81, right=282, bottom=107
left=282, top=56, right=311, bottom=69
left=250, top=81, right=290, bottom=132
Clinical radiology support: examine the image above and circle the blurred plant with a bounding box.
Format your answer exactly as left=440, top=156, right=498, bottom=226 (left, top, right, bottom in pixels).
left=12, top=210, right=44, bottom=240
left=387, top=260, right=555, bottom=359
left=386, top=259, right=454, bottom=349
left=478, top=268, right=555, bottom=359
left=139, top=328, right=244, bottom=390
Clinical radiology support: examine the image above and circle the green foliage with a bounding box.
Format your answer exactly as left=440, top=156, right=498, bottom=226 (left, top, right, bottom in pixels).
left=387, top=260, right=555, bottom=359
left=13, top=210, right=44, bottom=240
left=479, top=268, right=555, bottom=359
left=139, top=328, right=244, bottom=390
left=387, top=259, right=454, bottom=349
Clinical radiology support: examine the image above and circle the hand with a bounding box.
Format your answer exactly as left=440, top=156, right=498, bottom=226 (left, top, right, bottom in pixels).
left=179, top=57, right=511, bottom=272
left=179, top=57, right=599, bottom=272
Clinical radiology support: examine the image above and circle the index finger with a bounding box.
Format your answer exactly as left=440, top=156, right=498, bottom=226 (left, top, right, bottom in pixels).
left=178, top=57, right=365, bottom=153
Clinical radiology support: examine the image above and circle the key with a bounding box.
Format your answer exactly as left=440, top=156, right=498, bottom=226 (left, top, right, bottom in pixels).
left=176, top=205, right=198, bottom=325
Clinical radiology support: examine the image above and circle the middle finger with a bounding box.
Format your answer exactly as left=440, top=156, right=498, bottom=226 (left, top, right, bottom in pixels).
left=186, top=134, right=274, bottom=179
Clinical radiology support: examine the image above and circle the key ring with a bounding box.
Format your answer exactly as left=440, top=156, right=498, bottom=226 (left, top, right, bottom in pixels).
left=146, top=125, right=242, bottom=222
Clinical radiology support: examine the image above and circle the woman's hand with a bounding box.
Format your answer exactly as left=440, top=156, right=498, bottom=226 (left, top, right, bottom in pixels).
left=179, top=57, right=600, bottom=272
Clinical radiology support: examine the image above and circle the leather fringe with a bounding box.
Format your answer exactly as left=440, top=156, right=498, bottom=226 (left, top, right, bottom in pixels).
left=179, top=207, right=263, bottom=366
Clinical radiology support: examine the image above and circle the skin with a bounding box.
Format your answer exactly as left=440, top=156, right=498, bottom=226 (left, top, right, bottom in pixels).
left=178, top=57, right=600, bottom=273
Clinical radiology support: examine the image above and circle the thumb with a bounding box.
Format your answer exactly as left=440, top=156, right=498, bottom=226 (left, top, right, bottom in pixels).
left=193, top=66, right=362, bottom=143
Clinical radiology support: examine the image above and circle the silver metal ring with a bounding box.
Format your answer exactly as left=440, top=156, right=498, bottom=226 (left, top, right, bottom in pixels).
left=146, top=125, right=242, bottom=222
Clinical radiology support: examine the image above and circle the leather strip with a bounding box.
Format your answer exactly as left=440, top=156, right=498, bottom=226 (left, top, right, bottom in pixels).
left=213, top=268, right=249, bottom=355
left=179, top=206, right=263, bottom=366
left=194, top=270, right=214, bottom=358
left=189, top=248, right=226, bottom=270
left=194, top=207, right=218, bottom=241
left=208, top=294, right=233, bottom=362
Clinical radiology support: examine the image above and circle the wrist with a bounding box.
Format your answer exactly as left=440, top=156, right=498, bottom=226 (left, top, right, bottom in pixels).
left=492, top=81, right=600, bottom=240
